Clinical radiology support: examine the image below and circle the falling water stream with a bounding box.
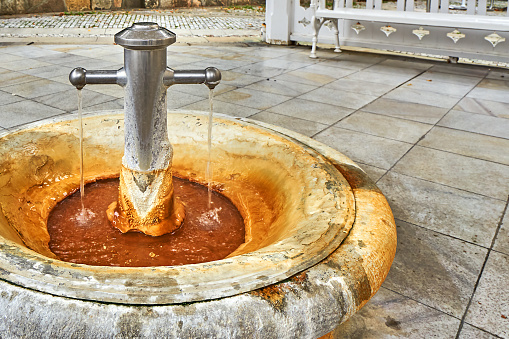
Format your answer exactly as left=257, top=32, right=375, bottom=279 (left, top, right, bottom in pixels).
left=77, top=89, right=85, bottom=210
left=206, top=89, right=214, bottom=207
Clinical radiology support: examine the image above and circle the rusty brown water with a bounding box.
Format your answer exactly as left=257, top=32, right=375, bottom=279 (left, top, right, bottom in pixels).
left=47, top=177, right=245, bottom=267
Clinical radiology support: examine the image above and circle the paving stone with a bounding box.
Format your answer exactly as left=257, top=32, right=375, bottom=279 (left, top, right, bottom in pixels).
left=453, top=97, right=509, bottom=119
left=335, top=111, right=432, bottom=143
left=214, top=88, right=291, bottom=110
left=393, top=146, right=509, bottom=200
left=299, top=64, right=357, bottom=78
left=419, top=126, right=509, bottom=166
left=383, top=87, right=462, bottom=109
left=494, top=209, right=509, bottom=256
left=219, top=70, right=265, bottom=87
left=402, top=78, right=475, bottom=96
left=245, top=79, right=317, bottom=97
left=272, top=70, right=337, bottom=87
left=365, top=64, right=424, bottom=77
left=231, top=63, right=289, bottom=78
left=0, top=100, right=65, bottom=128
left=383, top=220, right=487, bottom=317
left=0, top=89, right=23, bottom=106
left=0, top=71, right=41, bottom=88
left=429, top=64, right=490, bottom=77
left=323, top=78, right=396, bottom=96
left=344, top=70, right=413, bottom=86
left=181, top=99, right=260, bottom=118
left=465, top=251, right=509, bottom=338
left=166, top=90, right=204, bottom=109
left=467, top=86, right=509, bottom=104
left=299, top=87, right=378, bottom=110
left=378, top=58, right=434, bottom=70
left=1, top=78, right=71, bottom=99
left=267, top=98, right=353, bottom=125
left=362, top=98, right=449, bottom=124
left=313, top=127, right=412, bottom=169
left=377, top=171, right=504, bottom=247
left=458, top=324, right=500, bottom=339
left=415, top=71, right=482, bottom=86
left=249, top=111, right=328, bottom=137
left=330, top=287, right=460, bottom=338
left=357, top=163, right=387, bottom=183
left=438, top=110, right=509, bottom=139
left=33, top=88, right=118, bottom=112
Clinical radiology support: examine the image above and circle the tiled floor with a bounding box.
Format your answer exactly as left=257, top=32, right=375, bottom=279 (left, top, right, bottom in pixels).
left=0, top=41, right=508, bottom=338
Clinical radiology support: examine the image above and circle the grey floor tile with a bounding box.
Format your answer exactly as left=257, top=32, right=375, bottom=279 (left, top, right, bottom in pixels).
left=166, top=90, right=204, bottom=109
left=438, top=110, right=509, bottom=139
left=214, top=88, right=291, bottom=110
left=365, top=64, right=424, bottom=77
left=33, top=88, right=118, bottom=113
left=344, top=70, right=413, bottom=86
left=377, top=172, right=504, bottom=247
left=299, top=87, right=377, bottom=110
left=378, top=58, right=434, bottom=71
left=20, top=64, right=77, bottom=80
left=231, top=63, right=289, bottom=78
left=363, top=98, right=449, bottom=124
left=267, top=98, right=353, bottom=125
left=318, top=59, right=375, bottom=71
left=251, top=58, right=314, bottom=71
left=35, top=53, right=90, bottom=67
left=331, top=287, right=460, bottom=338
left=323, top=78, right=396, bottom=96
left=415, top=71, right=482, bottom=86
left=81, top=98, right=124, bottom=112
left=4, top=45, right=62, bottom=58
left=465, top=251, right=509, bottom=338
left=384, top=220, right=487, bottom=317
left=467, top=86, right=509, bottom=104
left=1, top=78, right=71, bottom=99
left=0, top=71, right=40, bottom=88
left=272, top=69, right=337, bottom=86
left=181, top=99, right=260, bottom=118
left=335, top=111, right=432, bottom=143
left=245, top=78, right=317, bottom=97
left=0, top=100, right=65, bottom=128
left=357, top=163, right=387, bottom=182
left=0, top=58, right=52, bottom=72
left=453, top=97, right=509, bottom=119
left=180, top=58, right=253, bottom=71
left=0, top=53, right=24, bottom=63
left=429, top=64, right=489, bottom=77
left=486, top=69, right=509, bottom=80
left=403, top=78, right=475, bottom=96
left=313, top=127, right=412, bottom=169
left=86, top=84, right=125, bottom=98
left=419, top=126, right=509, bottom=166
left=172, top=83, right=236, bottom=99
left=494, top=209, right=508, bottom=256
left=220, top=70, right=265, bottom=87
left=299, top=64, right=357, bottom=78
left=458, top=324, right=499, bottom=339
left=476, top=78, right=509, bottom=91
left=383, top=87, right=461, bottom=109
left=393, top=146, right=509, bottom=200
left=0, top=90, right=23, bottom=106
left=249, top=111, right=328, bottom=137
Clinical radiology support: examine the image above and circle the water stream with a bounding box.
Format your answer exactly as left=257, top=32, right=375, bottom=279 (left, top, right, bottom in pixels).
left=78, top=89, right=85, bottom=211
left=206, top=89, right=214, bottom=207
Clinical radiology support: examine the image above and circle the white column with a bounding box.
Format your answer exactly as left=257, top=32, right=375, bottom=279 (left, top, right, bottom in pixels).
left=265, top=0, right=293, bottom=45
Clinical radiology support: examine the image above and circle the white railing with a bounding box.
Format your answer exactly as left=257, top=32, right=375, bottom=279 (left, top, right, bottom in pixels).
left=265, top=0, right=509, bottom=62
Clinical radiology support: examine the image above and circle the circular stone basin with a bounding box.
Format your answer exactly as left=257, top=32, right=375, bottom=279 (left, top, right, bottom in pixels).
left=0, top=111, right=396, bottom=338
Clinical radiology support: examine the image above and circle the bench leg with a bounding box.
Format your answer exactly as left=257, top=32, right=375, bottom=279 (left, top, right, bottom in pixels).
left=331, top=19, right=342, bottom=53
left=310, top=17, right=325, bottom=59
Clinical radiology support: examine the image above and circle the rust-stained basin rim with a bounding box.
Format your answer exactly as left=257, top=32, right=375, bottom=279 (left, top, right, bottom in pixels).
left=0, top=111, right=356, bottom=305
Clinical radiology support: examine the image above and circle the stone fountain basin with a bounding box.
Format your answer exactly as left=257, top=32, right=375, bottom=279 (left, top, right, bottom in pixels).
left=0, top=111, right=396, bottom=337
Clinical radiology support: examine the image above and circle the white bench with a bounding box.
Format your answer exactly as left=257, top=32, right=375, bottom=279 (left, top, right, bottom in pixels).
left=310, top=0, right=509, bottom=58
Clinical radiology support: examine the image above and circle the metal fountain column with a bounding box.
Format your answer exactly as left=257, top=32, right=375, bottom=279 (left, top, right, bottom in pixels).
left=69, top=22, right=221, bottom=236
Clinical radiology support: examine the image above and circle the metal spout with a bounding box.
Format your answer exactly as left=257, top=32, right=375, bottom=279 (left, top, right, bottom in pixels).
left=68, top=22, right=221, bottom=236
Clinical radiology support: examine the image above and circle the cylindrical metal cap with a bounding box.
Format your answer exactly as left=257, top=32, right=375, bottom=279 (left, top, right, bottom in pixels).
left=114, top=22, right=176, bottom=50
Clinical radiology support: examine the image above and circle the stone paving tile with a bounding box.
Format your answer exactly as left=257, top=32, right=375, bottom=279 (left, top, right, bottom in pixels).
left=298, top=64, right=357, bottom=79
left=0, top=45, right=62, bottom=58
left=0, top=58, right=52, bottom=72
left=180, top=58, right=254, bottom=72
left=272, top=69, right=337, bottom=87
left=458, top=324, right=500, bottom=339
left=80, top=98, right=124, bottom=112
left=313, top=127, right=412, bottom=169
left=378, top=58, right=434, bottom=71
left=181, top=99, right=260, bottom=118
left=429, top=64, right=490, bottom=77
left=266, top=98, right=353, bottom=125
left=85, top=84, right=125, bottom=98
left=0, top=100, right=65, bottom=128
left=251, top=59, right=315, bottom=71
left=231, top=63, right=291, bottom=78
left=494, top=209, right=508, bottom=256
left=393, top=146, right=509, bottom=200
left=0, top=52, right=24, bottom=63
left=1, top=78, right=71, bottom=99
left=0, top=89, right=23, bottom=106
left=476, top=78, right=509, bottom=90
left=486, top=69, right=509, bottom=80
left=343, top=70, right=413, bottom=86
left=453, top=97, right=509, bottom=119
left=244, top=79, right=317, bottom=97
left=363, top=98, right=450, bottom=124
left=383, top=87, right=462, bottom=109
left=357, top=163, right=387, bottom=183
left=214, top=88, right=290, bottom=111
left=219, top=70, right=265, bottom=87
left=323, top=78, right=396, bottom=97
left=365, top=64, right=425, bottom=77
left=33, top=88, right=118, bottom=113
left=0, top=71, right=42, bottom=88
left=19, top=64, right=74, bottom=79
left=419, top=126, right=509, bottom=166
left=319, top=59, right=378, bottom=71
left=465, top=251, right=509, bottom=338
left=299, top=87, right=378, bottom=110
left=249, top=111, right=328, bottom=137
left=467, top=86, right=509, bottom=104
left=173, top=83, right=236, bottom=99
left=166, top=90, right=204, bottom=109
left=384, top=220, right=487, bottom=318
left=438, top=110, right=509, bottom=139
left=402, top=78, right=476, bottom=96
left=377, top=172, right=504, bottom=247
left=331, top=287, right=460, bottom=338
left=334, top=111, right=432, bottom=143
left=34, top=53, right=91, bottom=67
left=414, top=70, right=482, bottom=86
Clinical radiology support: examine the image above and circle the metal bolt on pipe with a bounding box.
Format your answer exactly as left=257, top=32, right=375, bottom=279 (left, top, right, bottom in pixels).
left=69, top=22, right=221, bottom=236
